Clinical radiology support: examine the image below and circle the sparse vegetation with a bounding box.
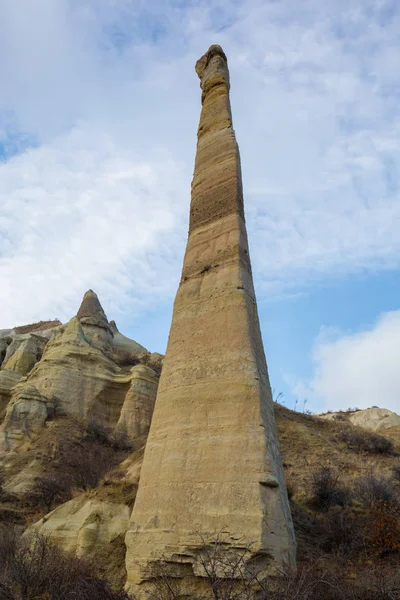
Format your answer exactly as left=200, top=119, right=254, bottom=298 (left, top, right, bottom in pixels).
left=355, top=472, right=399, bottom=507
left=112, top=350, right=140, bottom=368
left=336, top=428, right=395, bottom=455
left=11, top=418, right=134, bottom=519
left=147, top=531, right=400, bottom=600
left=29, top=473, right=72, bottom=513
left=369, top=501, right=400, bottom=556
left=13, top=320, right=62, bottom=334
left=392, top=466, right=400, bottom=483
left=0, top=526, right=130, bottom=600
left=310, top=465, right=349, bottom=511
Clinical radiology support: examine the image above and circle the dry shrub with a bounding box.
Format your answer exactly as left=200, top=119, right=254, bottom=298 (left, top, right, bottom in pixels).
left=65, top=444, right=116, bottom=491
left=310, top=466, right=350, bottom=511
left=315, top=508, right=368, bottom=557
left=147, top=534, right=400, bottom=600
left=369, top=501, right=400, bottom=556
left=25, top=419, right=133, bottom=516
left=392, top=466, right=400, bottom=483
left=269, top=563, right=400, bottom=600
left=13, top=320, right=61, bottom=334
left=29, top=473, right=72, bottom=513
left=0, top=526, right=130, bottom=600
left=85, top=420, right=133, bottom=452
left=337, top=428, right=394, bottom=455
left=355, top=473, right=399, bottom=508
left=112, top=350, right=140, bottom=368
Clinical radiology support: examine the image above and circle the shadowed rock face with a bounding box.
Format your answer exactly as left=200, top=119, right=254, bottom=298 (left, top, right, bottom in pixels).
left=125, top=45, right=296, bottom=597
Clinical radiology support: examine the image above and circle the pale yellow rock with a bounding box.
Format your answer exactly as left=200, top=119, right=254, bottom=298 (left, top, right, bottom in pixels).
left=0, top=291, right=160, bottom=451
left=319, top=407, right=400, bottom=433
left=1, top=385, right=51, bottom=450
left=349, top=407, right=400, bottom=432
left=115, top=365, right=158, bottom=447
left=2, top=334, right=47, bottom=374
left=0, top=331, right=51, bottom=419
left=0, top=371, right=22, bottom=418
left=19, top=316, right=130, bottom=426
left=29, top=495, right=130, bottom=556
left=125, top=45, right=296, bottom=597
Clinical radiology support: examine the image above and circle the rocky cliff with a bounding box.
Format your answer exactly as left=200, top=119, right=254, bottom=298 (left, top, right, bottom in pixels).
left=0, top=291, right=160, bottom=452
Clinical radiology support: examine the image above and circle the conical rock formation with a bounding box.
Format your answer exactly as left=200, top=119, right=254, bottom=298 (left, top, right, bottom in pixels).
left=0, top=292, right=161, bottom=451
left=125, top=45, right=296, bottom=597
left=77, top=289, right=114, bottom=353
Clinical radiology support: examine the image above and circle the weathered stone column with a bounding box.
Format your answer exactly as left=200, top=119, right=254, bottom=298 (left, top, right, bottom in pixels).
left=125, top=45, right=296, bottom=596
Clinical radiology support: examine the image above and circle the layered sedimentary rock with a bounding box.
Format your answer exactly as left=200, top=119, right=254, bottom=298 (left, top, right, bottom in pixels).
left=0, top=291, right=160, bottom=451
left=126, top=45, right=296, bottom=596
left=2, top=385, right=51, bottom=449
left=115, top=365, right=158, bottom=447
left=12, top=315, right=127, bottom=428
left=0, top=330, right=53, bottom=418
left=77, top=289, right=114, bottom=353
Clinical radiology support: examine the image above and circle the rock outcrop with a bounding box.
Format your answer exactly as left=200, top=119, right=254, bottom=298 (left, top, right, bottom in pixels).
left=125, top=45, right=296, bottom=597
left=110, top=321, right=147, bottom=355
left=30, top=496, right=131, bottom=557
left=77, top=289, right=114, bottom=353
left=0, top=291, right=159, bottom=450
left=0, top=327, right=57, bottom=417
left=2, top=385, right=52, bottom=449
left=115, top=365, right=158, bottom=447
left=319, top=407, right=400, bottom=443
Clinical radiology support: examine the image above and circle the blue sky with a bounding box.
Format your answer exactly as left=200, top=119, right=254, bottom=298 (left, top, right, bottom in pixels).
left=0, top=0, right=399, bottom=414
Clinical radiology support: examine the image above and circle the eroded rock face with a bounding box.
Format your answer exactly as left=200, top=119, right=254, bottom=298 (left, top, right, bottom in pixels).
left=3, top=335, right=47, bottom=374
left=29, top=496, right=130, bottom=556
left=1, top=386, right=51, bottom=450
left=0, top=291, right=159, bottom=450
left=0, top=371, right=23, bottom=419
left=0, top=325, right=60, bottom=418
left=125, top=45, right=296, bottom=597
left=13, top=316, right=129, bottom=429
left=115, top=365, right=158, bottom=448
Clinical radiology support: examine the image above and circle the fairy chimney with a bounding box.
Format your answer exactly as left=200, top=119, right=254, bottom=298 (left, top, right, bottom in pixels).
left=125, top=45, right=296, bottom=597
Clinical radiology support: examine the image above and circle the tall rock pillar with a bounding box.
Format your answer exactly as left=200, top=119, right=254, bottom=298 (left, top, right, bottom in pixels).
left=125, top=45, right=296, bottom=595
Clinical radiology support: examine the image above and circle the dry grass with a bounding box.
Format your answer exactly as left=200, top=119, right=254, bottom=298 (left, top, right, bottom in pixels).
left=275, top=404, right=400, bottom=504
left=13, top=319, right=62, bottom=334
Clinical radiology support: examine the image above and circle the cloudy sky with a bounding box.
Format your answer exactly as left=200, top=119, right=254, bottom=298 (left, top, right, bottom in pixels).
left=1, top=0, right=399, bottom=414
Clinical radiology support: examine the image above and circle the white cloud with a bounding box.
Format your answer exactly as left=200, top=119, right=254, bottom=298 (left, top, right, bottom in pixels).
left=0, top=0, right=400, bottom=330
left=0, top=126, right=187, bottom=326
left=295, top=312, right=400, bottom=414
